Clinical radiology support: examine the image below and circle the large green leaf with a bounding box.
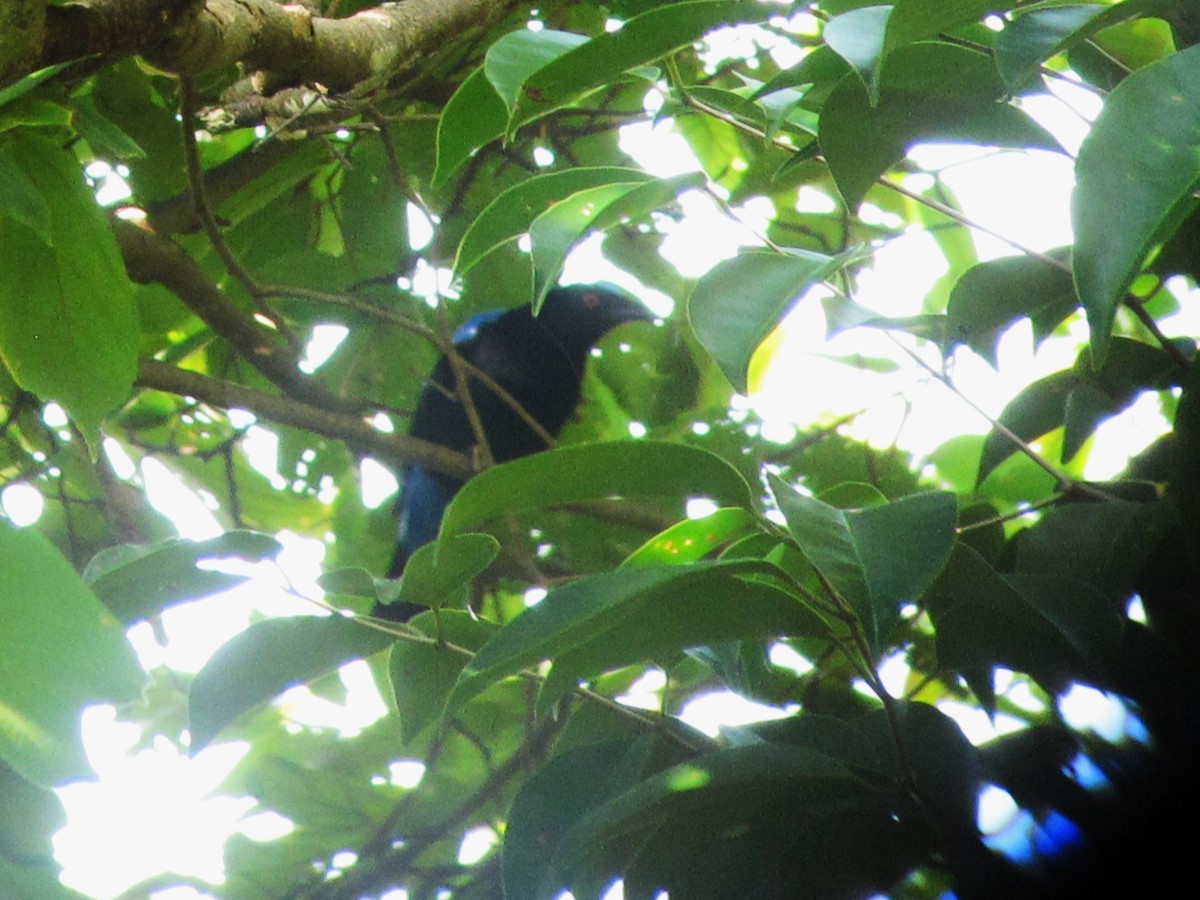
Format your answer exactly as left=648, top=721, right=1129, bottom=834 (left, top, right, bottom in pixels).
left=438, top=440, right=754, bottom=541
left=85, top=531, right=282, bottom=624
left=0, top=523, right=143, bottom=785
left=0, top=761, right=78, bottom=899
left=529, top=173, right=704, bottom=308
left=0, top=62, right=75, bottom=110
left=484, top=29, right=591, bottom=117
left=885, top=0, right=1020, bottom=56
left=392, top=532, right=499, bottom=614
left=507, top=0, right=776, bottom=131
left=447, top=560, right=814, bottom=713
left=454, top=167, right=655, bottom=277
left=927, top=544, right=1115, bottom=692
left=769, top=478, right=958, bottom=654
left=388, top=609, right=496, bottom=743
left=995, top=1, right=1155, bottom=88
left=1014, top=499, right=1171, bottom=604
left=535, top=564, right=825, bottom=716
left=766, top=701, right=981, bottom=833
left=504, top=738, right=656, bottom=900
left=0, top=144, right=50, bottom=243
left=820, top=42, right=1062, bottom=209
left=433, top=67, right=508, bottom=185
left=436, top=1, right=774, bottom=182
left=871, top=701, right=980, bottom=832
left=1072, top=42, right=1200, bottom=362
left=978, top=337, right=1184, bottom=480
left=978, top=370, right=1079, bottom=483
left=823, top=5, right=892, bottom=101
left=242, top=755, right=395, bottom=839
left=0, top=133, right=137, bottom=445
left=622, top=507, right=755, bottom=566
left=688, top=247, right=865, bottom=393
left=189, top=616, right=394, bottom=750
left=946, top=251, right=1077, bottom=366
left=542, top=743, right=883, bottom=899
left=1170, top=363, right=1200, bottom=561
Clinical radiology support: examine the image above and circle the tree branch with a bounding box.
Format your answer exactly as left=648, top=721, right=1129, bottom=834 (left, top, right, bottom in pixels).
left=30, top=0, right=529, bottom=94
left=0, top=0, right=46, bottom=87
left=112, top=216, right=350, bottom=412
left=136, top=359, right=474, bottom=479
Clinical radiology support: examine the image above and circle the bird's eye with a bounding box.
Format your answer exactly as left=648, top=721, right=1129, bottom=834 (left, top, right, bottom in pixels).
left=581, top=291, right=600, bottom=309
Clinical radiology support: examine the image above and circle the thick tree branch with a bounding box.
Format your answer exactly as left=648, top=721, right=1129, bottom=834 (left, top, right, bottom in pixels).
left=37, top=0, right=200, bottom=80
left=136, top=360, right=474, bottom=479
left=28, top=0, right=529, bottom=94
left=0, top=0, right=46, bottom=86
left=113, top=216, right=352, bottom=412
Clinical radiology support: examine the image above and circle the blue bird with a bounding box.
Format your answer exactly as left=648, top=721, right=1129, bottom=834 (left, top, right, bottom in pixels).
left=379, top=284, right=653, bottom=619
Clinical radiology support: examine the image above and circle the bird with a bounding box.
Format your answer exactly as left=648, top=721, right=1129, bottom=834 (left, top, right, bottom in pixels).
left=378, top=284, right=654, bottom=620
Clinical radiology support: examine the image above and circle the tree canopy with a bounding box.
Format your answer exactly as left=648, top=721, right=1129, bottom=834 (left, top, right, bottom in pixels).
left=3, top=0, right=1200, bottom=897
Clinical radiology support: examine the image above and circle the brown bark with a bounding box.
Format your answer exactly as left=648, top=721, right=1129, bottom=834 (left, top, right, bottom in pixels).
left=0, top=0, right=47, bottom=87
left=20, top=0, right=528, bottom=94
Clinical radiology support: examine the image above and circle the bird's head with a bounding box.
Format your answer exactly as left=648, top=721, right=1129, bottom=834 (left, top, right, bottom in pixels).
left=538, top=283, right=656, bottom=358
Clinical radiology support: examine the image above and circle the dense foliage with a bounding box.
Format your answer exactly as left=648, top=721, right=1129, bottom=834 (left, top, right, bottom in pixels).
left=2, top=0, right=1200, bottom=897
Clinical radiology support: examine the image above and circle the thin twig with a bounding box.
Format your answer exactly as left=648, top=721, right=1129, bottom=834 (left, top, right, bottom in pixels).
left=178, top=78, right=298, bottom=348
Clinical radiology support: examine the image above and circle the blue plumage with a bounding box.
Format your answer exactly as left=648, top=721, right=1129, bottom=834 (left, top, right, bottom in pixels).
left=380, top=285, right=652, bottom=618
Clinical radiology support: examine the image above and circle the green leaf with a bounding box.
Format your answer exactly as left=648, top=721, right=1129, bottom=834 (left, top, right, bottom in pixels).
left=978, top=370, right=1079, bottom=482
left=439, top=440, right=754, bottom=541
left=623, top=507, right=754, bottom=566
left=455, top=167, right=655, bottom=277
left=885, top=0, right=1020, bottom=57
left=1008, top=573, right=1125, bottom=679
left=433, top=67, right=508, bottom=186
left=978, top=337, right=1181, bottom=480
left=508, top=0, right=777, bottom=131
left=484, top=29, right=590, bottom=117
left=823, top=5, right=892, bottom=101
left=394, top=532, right=500, bottom=612
left=687, top=247, right=865, bottom=393
left=927, top=544, right=1107, bottom=692
left=1014, top=498, right=1172, bottom=605
left=0, top=145, right=51, bottom=243
left=70, top=95, right=147, bottom=159
left=0, top=96, right=71, bottom=132
left=946, top=251, right=1078, bottom=366
left=505, top=738, right=656, bottom=900
left=881, top=701, right=980, bottom=831
left=448, top=560, right=815, bottom=713
left=0, top=133, right=137, bottom=446
left=85, top=532, right=282, bottom=623
left=388, top=610, right=496, bottom=743
left=1170, top=362, right=1200, bottom=561
left=536, top=564, right=825, bottom=716
left=995, top=1, right=1154, bottom=89
left=820, top=43, right=1062, bottom=209
left=768, top=478, right=957, bottom=654
left=0, top=761, right=76, bottom=898
left=244, top=755, right=394, bottom=837
left=529, top=173, right=705, bottom=308
left=0, top=61, right=75, bottom=110
left=1072, top=43, right=1200, bottom=363
left=817, top=481, right=887, bottom=510
left=544, top=743, right=875, bottom=898
left=189, top=616, right=394, bottom=751
left=0, top=523, right=143, bottom=785
left=751, top=45, right=851, bottom=99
